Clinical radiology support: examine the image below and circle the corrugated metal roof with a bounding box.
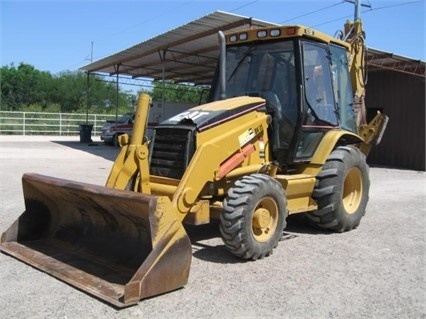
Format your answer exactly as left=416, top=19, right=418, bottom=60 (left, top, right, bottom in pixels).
left=80, top=11, right=425, bottom=84
left=80, top=11, right=278, bottom=84
left=367, top=48, right=425, bottom=77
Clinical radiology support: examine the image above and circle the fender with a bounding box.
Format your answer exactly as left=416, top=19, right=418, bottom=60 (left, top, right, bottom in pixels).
left=310, top=129, right=364, bottom=165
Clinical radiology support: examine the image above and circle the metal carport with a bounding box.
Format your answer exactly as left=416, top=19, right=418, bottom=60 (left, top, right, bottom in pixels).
left=80, top=11, right=278, bottom=85
left=80, top=10, right=425, bottom=170
left=80, top=10, right=425, bottom=86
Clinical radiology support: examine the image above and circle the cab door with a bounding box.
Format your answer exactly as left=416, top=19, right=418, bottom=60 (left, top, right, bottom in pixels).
left=295, top=41, right=339, bottom=160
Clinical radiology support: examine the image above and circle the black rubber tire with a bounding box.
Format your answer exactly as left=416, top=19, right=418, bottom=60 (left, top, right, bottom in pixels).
left=113, top=134, right=119, bottom=147
left=219, top=174, right=287, bottom=260
left=306, top=145, right=370, bottom=232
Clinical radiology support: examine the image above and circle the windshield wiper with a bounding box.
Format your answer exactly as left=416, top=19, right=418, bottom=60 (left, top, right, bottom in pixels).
left=227, top=45, right=256, bottom=82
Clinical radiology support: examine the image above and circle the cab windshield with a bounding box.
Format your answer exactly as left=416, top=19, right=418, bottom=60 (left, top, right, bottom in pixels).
left=211, top=40, right=299, bottom=160
left=213, top=40, right=296, bottom=103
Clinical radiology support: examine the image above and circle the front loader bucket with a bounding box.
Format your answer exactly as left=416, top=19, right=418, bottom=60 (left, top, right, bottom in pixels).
left=0, top=173, right=192, bottom=307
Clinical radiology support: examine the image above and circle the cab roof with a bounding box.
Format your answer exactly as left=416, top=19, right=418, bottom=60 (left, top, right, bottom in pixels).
left=225, top=25, right=350, bottom=49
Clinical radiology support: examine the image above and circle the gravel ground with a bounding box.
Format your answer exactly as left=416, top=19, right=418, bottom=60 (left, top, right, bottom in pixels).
left=0, top=135, right=425, bottom=319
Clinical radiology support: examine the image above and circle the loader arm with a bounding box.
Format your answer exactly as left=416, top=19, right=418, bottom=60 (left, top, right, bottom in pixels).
left=171, top=103, right=271, bottom=217
left=106, top=94, right=151, bottom=193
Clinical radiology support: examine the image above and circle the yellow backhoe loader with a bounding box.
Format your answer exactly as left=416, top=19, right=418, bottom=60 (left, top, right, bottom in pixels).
left=1, top=16, right=388, bottom=307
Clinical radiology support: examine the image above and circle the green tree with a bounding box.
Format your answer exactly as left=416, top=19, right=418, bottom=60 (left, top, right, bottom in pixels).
left=87, top=75, right=133, bottom=114
left=0, top=63, right=54, bottom=110
left=50, top=71, right=87, bottom=112
left=147, top=81, right=209, bottom=104
left=0, top=63, right=136, bottom=113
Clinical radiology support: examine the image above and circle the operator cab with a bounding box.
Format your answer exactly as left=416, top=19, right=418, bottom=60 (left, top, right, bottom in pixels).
left=210, top=26, right=357, bottom=166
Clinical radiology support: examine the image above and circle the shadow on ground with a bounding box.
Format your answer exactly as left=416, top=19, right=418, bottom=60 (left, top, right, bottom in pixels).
left=53, top=140, right=120, bottom=162
left=189, top=213, right=330, bottom=264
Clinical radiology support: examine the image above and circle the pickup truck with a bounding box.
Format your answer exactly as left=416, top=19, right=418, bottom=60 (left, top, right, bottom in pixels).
left=100, top=101, right=198, bottom=146
left=100, top=112, right=134, bottom=145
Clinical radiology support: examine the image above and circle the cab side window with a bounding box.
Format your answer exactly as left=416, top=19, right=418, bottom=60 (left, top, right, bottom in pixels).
left=329, top=44, right=357, bottom=132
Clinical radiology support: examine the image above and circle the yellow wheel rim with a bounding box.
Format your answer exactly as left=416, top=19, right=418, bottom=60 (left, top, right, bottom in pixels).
left=251, top=197, right=279, bottom=242
left=343, top=167, right=363, bottom=214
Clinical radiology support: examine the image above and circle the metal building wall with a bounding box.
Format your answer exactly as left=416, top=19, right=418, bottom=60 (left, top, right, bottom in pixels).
left=365, top=70, right=425, bottom=171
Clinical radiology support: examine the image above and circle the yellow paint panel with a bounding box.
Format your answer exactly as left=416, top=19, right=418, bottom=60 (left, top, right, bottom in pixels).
left=190, top=96, right=265, bottom=111
left=275, top=174, right=317, bottom=214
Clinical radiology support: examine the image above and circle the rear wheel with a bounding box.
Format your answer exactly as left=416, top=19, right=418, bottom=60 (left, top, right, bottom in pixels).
left=219, top=174, right=287, bottom=260
left=306, top=145, right=370, bottom=232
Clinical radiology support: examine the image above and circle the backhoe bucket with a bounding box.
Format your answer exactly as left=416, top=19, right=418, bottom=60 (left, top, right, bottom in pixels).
left=0, top=173, right=192, bottom=307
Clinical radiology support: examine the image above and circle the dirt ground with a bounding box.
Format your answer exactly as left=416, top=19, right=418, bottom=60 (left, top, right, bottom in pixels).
left=0, top=135, right=424, bottom=319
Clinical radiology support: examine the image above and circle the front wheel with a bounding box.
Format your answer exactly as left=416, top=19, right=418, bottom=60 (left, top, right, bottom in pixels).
left=306, top=145, right=370, bottom=232
left=219, top=174, right=287, bottom=260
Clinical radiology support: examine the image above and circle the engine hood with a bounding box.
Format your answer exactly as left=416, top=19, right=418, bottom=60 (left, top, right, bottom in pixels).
left=159, top=96, right=266, bottom=131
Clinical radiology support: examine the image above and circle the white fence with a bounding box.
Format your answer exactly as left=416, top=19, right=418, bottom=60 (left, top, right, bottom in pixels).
left=0, top=111, right=119, bottom=136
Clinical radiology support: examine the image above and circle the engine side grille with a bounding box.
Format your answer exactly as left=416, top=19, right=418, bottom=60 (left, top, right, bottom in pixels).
left=150, top=127, right=195, bottom=179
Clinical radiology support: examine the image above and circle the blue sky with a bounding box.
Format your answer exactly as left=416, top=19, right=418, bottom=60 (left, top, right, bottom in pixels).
left=1, top=0, right=424, bottom=75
